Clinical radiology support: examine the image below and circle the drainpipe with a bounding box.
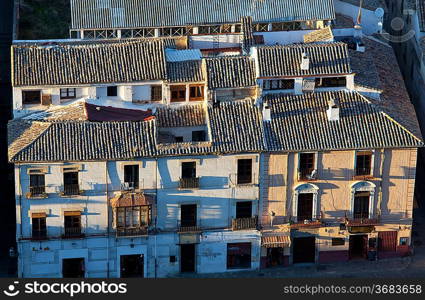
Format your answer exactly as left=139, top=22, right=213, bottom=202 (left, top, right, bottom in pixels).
left=17, top=164, right=23, bottom=277
left=377, top=149, right=385, bottom=219
left=154, top=158, right=159, bottom=278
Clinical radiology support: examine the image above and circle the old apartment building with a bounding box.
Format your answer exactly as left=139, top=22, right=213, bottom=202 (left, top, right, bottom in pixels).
left=7, top=0, right=424, bottom=277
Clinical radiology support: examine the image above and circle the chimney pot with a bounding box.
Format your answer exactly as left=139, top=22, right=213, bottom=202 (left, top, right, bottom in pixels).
left=300, top=52, right=310, bottom=70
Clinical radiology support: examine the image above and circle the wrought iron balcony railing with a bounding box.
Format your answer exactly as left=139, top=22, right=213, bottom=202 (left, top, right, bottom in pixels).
left=179, top=177, right=200, bottom=189
left=232, top=216, right=258, bottom=231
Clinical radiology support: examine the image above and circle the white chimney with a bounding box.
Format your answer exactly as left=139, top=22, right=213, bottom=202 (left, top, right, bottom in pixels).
left=263, top=102, right=271, bottom=122
left=356, top=39, right=366, bottom=52
left=327, top=98, right=340, bottom=121
left=300, top=52, right=310, bottom=70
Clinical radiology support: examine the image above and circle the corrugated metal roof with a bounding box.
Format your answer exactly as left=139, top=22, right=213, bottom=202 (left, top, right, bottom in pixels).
left=12, top=39, right=168, bottom=87
left=206, top=56, right=257, bottom=89
left=70, top=0, right=335, bottom=29
left=256, top=42, right=351, bottom=78
left=165, top=48, right=202, bottom=62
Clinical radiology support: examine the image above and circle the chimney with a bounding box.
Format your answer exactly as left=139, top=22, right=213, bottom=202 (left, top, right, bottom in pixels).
left=356, top=38, right=365, bottom=52
left=327, top=98, right=340, bottom=121
left=300, top=52, right=310, bottom=70
left=263, top=101, right=271, bottom=122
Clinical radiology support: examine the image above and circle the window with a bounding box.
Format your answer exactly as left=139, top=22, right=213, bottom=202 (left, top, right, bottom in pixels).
left=237, top=159, right=252, bottom=184
left=315, top=77, right=347, bottom=88
left=32, top=214, right=47, bottom=239
left=64, top=212, right=82, bottom=238
left=253, top=23, right=269, bottom=32
left=182, top=162, right=196, bottom=179
left=151, top=85, right=162, bottom=101
left=297, top=193, right=313, bottom=222
left=189, top=85, right=204, bottom=101
left=192, top=130, right=206, bottom=142
left=331, top=238, right=345, bottom=246
left=124, top=165, right=139, bottom=190
left=63, top=171, right=79, bottom=196
left=236, top=201, right=252, bottom=219
left=353, top=191, right=370, bottom=219
left=180, top=204, right=197, bottom=227
left=227, top=243, right=251, bottom=269
left=107, top=86, right=118, bottom=97
left=355, top=151, right=372, bottom=177
left=116, top=206, right=150, bottom=229
left=29, top=174, right=45, bottom=196
left=299, top=153, right=315, bottom=180
left=180, top=162, right=198, bottom=188
left=263, top=79, right=295, bottom=90
left=60, top=88, right=76, bottom=99
left=170, top=255, right=177, bottom=263
left=400, top=237, right=408, bottom=246
left=170, top=85, right=186, bottom=102
left=22, top=90, right=41, bottom=105
left=175, top=136, right=184, bottom=143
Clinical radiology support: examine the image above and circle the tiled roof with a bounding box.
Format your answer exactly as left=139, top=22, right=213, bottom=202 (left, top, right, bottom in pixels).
left=264, top=91, right=423, bottom=152
left=10, top=121, right=158, bottom=162
left=70, top=0, right=335, bottom=29
left=361, top=37, right=422, bottom=140
left=167, top=60, right=205, bottom=83
left=349, top=49, right=382, bottom=91
left=256, top=42, right=351, bottom=78
left=156, top=104, right=207, bottom=127
left=206, top=56, right=257, bottom=89
left=12, top=40, right=168, bottom=87
left=338, top=0, right=385, bottom=11
left=418, top=0, right=425, bottom=31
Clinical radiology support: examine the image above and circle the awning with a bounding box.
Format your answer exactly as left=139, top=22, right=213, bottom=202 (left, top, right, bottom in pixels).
left=31, top=212, right=46, bottom=218
left=64, top=211, right=81, bottom=217
left=261, top=235, right=290, bottom=248
left=110, top=192, right=154, bottom=208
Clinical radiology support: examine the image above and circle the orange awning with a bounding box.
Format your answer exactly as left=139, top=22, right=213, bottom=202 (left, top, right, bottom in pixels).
left=261, top=235, right=290, bottom=248
left=64, top=211, right=81, bottom=217
left=31, top=212, right=46, bottom=218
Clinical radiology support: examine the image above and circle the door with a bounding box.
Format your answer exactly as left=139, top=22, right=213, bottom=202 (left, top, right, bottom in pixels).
left=293, top=237, right=315, bottom=263
left=353, top=192, right=370, bottom=219
left=349, top=235, right=368, bottom=259
left=267, top=247, right=285, bottom=267
left=297, top=193, right=313, bottom=222
left=236, top=201, right=252, bottom=219
left=120, top=254, right=144, bottom=278
left=62, top=258, right=85, bottom=278
left=181, top=204, right=197, bottom=227
left=180, top=244, right=196, bottom=273
left=378, top=231, right=397, bottom=258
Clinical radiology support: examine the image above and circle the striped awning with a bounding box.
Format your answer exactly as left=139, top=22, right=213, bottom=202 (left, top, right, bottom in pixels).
left=261, top=235, right=290, bottom=248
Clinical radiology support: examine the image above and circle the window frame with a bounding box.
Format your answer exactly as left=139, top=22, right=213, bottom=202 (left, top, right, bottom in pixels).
left=107, top=86, right=118, bottom=97
left=151, top=85, right=162, bottom=101
left=237, top=158, right=253, bottom=185
left=354, top=150, right=374, bottom=177
left=116, top=206, right=151, bottom=229
left=32, top=215, right=47, bottom=239
left=170, top=85, right=187, bottom=102
left=60, top=88, right=77, bottom=100
left=189, top=85, right=204, bottom=101
left=22, top=90, right=42, bottom=105
left=298, top=152, right=317, bottom=180
left=124, top=164, right=140, bottom=190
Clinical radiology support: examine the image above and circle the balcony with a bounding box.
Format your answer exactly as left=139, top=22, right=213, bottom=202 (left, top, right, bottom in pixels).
left=62, top=227, right=84, bottom=239
left=179, top=177, right=200, bottom=189
left=345, top=213, right=380, bottom=226
left=298, top=169, right=317, bottom=182
left=177, top=220, right=201, bottom=233
left=290, top=212, right=323, bottom=229
left=232, top=216, right=258, bottom=231
left=27, top=186, right=47, bottom=198
left=353, top=168, right=373, bottom=180
left=116, top=227, right=148, bottom=237
left=61, top=184, right=82, bottom=196
left=31, top=231, right=47, bottom=241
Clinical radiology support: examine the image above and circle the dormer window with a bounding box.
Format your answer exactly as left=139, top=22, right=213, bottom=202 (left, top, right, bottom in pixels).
left=315, top=77, right=346, bottom=88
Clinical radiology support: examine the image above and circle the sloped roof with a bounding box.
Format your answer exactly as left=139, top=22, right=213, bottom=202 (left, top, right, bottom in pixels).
left=70, top=0, right=335, bottom=30
left=156, top=104, right=207, bottom=127
left=264, top=91, right=423, bottom=152
left=167, top=60, right=205, bottom=83
left=349, top=48, right=382, bottom=91
left=418, top=0, right=425, bottom=31
left=12, top=40, right=168, bottom=87
left=256, top=42, right=351, bottom=78
left=206, top=56, right=257, bottom=89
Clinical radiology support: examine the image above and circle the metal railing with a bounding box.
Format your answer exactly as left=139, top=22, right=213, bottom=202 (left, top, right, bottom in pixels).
left=116, top=227, right=148, bottom=237
left=63, top=184, right=80, bottom=196
left=31, top=230, right=47, bottom=240
left=232, top=216, right=258, bottom=231
left=354, top=167, right=372, bottom=178
left=62, top=227, right=83, bottom=238
left=29, top=186, right=46, bottom=197
left=177, top=220, right=201, bottom=233
left=179, top=177, right=200, bottom=189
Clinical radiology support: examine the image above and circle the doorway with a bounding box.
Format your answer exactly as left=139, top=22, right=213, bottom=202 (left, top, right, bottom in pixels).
left=349, top=234, right=368, bottom=259
left=266, top=247, right=285, bottom=267
left=180, top=244, right=196, bottom=273
left=62, top=258, right=85, bottom=278
left=297, top=193, right=313, bottom=222
left=120, top=254, right=144, bottom=278
left=293, top=237, right=315, bottom=263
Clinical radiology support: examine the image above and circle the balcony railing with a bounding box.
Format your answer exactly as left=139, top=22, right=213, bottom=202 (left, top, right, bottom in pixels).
left=177, top=220, right=201, bottom=233
left=290, top=212, right=323, bottom=228
left=346, top=213, right=380, bottom=226
left=353, top=168, right=373, bottom=180
left=179, top=177, right=200, bottom=189
left=62, top=227, right=84, bottom=239
left=62, top=184, right=81, bottom=196
left=116, top=227, right=148, bottom=237
left=298, top=169, right=317, bottom=181
left=28, top=186, right=47, bottom=198
left=31, top=230, right=47, bottom=240
left=232, top=216, right=258, bottom=231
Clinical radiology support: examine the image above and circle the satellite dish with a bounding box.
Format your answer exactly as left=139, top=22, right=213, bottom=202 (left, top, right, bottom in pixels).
left=375, top=7, right=385, bottom=18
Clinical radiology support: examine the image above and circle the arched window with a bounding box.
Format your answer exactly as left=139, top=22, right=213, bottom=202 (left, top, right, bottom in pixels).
left=293, top=183, right=319, bottom=223
left=350, top=181, right=376, bottom=219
